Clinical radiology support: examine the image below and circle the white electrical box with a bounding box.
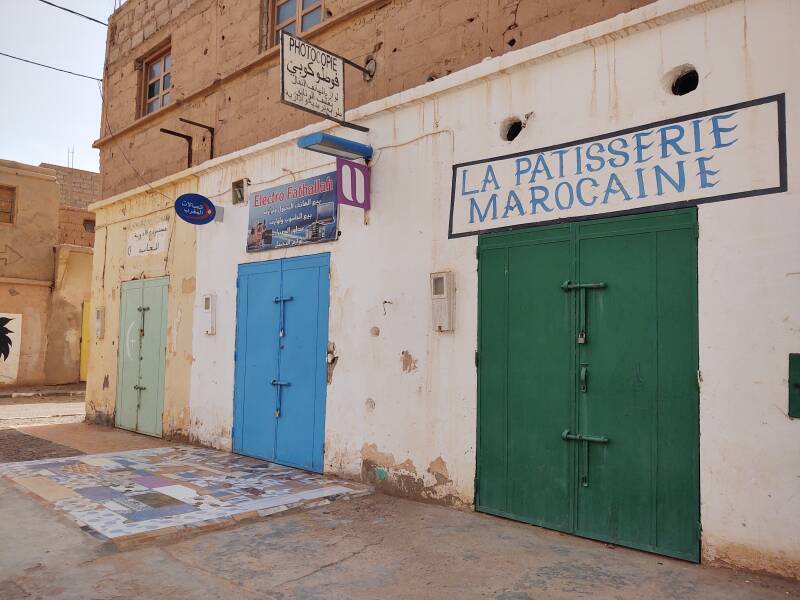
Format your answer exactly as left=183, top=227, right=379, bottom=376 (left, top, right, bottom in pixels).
left=202, top=293, right=216, bottom=335
left=430, top=271, right=455, bottom=332
left=94, top=306, right=105, bottom=340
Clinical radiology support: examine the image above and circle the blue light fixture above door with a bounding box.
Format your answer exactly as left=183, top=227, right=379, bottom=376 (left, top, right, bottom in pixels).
left=297, top=132, right=373, bottom=160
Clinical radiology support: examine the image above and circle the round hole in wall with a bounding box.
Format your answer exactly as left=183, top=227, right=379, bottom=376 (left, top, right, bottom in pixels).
left=501, top=117, right=523, bottom=142
left=667, top=65, right=699, bottom=96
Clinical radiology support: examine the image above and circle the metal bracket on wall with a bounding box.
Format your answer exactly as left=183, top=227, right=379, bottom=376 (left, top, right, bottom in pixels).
left=160, top=128, right=193, bottom=168
left=179, top=117, right=215, bottom=159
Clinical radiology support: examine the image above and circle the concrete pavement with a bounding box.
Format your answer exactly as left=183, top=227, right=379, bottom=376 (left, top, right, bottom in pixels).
left=1, top=479, right=798, bottom=599
left=0, top=423, right=798, bottom=599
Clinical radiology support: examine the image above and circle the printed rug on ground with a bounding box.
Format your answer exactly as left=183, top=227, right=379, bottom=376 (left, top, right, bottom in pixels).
left=0, top=446, right=368, bottom=542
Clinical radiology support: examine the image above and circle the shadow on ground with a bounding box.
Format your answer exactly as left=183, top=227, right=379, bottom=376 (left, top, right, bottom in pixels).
left=0, top=429, right=83, bottom=462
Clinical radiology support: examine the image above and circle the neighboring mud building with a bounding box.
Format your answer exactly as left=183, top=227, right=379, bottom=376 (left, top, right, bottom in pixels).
left=87, top=0, right=800, bottom=578
left=0, top=160, right=97, bottom=386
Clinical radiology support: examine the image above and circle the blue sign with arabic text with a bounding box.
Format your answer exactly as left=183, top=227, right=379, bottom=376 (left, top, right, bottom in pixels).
left=247, top=172, right=338, bottom=252
left=175, top=193, right=216, bottom=225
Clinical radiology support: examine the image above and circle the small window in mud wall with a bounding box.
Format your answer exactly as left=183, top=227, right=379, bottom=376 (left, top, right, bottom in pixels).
left=0, top=186, right=15, bottom=224
left=270, top=0, right=325, bottom=46
left=142, top=47, right=172, bottom=116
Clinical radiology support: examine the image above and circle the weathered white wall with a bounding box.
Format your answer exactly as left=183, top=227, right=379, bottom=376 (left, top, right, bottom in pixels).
left=189, top=0, right=799, bottom=577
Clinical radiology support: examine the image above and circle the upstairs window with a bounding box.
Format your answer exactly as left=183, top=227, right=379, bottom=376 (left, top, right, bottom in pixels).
left=272, top=0, right=324, bottom=45
left=0, top=186, right=15, bottom=224
left=142, top=47, right=172, bottom=116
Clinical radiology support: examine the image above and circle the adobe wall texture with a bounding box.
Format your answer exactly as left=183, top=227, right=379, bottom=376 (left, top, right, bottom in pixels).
left=58, top=208, right=96, bottom=247
left=0, top=161, right=59, bottom=282
left=97, top=0, right=655, bottom=198
left=45, top=248, right=93, bottom=385
left=40, top=164, right=101, bottom=210
left=0, top=161, right=94, bottom=386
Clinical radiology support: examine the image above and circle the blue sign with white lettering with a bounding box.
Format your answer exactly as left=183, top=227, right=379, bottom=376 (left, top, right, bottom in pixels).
left=175, top=193, right=216, bottom=225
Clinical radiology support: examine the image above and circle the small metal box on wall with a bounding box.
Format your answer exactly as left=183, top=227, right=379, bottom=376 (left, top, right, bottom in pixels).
left=202, top=294, right=216, bottom=335
left=430, top=272, right=455, bottom=332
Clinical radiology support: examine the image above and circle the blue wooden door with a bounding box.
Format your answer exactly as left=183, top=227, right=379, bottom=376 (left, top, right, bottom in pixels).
left=233, top=254, right=330, bottom=472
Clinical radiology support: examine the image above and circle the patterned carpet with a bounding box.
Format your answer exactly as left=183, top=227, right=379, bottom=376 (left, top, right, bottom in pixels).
left=0, top=446, right=368, bottom=542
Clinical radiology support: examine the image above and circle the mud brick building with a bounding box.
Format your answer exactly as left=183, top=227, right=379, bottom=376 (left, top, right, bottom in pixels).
left=0, top=161, right=98, bottom=386
left=95, top=0, right=655, bottom=197
left=88, top=0, right=800, bottom=579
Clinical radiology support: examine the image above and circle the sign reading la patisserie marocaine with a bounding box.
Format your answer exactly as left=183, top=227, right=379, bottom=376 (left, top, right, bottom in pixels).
left=449, top=95, right=786, bottom=238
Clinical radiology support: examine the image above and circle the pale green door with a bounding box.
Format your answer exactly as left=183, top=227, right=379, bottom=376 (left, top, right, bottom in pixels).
left=116, top=277, right=168, bottom=437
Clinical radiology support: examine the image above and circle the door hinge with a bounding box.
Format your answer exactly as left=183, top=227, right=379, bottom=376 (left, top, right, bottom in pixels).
left=696, top=369, right=702, bottom=390
left=476, top=247, right=480, bottom=260
left=474, top=350, right=479, bottom=368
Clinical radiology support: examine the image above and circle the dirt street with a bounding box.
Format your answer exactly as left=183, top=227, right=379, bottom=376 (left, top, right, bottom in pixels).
left=0, top=423, right=798, bottom=599
left=1, top=476, right=799, bottom=598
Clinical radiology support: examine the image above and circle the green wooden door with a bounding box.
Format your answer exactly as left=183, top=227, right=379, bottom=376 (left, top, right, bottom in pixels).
left=477, top=209, right=699, bottom=561
left=116, top=277, right=168, bottom=437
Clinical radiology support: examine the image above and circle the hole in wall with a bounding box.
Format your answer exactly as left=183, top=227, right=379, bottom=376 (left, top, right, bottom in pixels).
left=667, top=65, right=699, bottom=96
left=507, top=38, right=516, bottom=47
left=501, top=116, right=523, bottom=142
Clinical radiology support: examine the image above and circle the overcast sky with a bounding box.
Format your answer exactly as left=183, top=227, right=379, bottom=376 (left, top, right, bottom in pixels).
left=0, top=1, right=116, bottom=172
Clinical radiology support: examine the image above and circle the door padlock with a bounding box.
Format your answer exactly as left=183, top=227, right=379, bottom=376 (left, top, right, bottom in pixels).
left=577, top=330, right=586, bottom=344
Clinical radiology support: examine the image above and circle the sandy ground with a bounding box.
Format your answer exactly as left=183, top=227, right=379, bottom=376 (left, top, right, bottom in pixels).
left=1, top=482, right=798, bottom=599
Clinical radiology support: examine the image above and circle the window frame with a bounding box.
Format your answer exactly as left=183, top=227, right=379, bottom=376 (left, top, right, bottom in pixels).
left=0, top=185, right=17, bottom=226
left=140, top=45, right=173, bottom=118
left=268, top=0, right=325, bottom=48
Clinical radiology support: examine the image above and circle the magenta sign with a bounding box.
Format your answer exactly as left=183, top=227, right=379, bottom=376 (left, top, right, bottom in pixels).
left=336, top=158, right=370, bottom=210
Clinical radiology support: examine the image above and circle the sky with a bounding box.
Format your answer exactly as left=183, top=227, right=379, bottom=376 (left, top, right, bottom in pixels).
left=0, top=1, right=118, bottom=172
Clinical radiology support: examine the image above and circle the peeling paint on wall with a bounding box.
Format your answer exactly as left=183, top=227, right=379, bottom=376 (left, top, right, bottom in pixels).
left=400, top=350, right=418, bottom=373
left=704, top=537, right=800, bottom=580
left=326, top=341, right=339, bottom=384
left=360, top=443, right=467, bottom=507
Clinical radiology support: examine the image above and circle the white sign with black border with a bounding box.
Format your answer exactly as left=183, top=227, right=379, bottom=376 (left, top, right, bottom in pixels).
left=280, top=31, right=346, bottom=124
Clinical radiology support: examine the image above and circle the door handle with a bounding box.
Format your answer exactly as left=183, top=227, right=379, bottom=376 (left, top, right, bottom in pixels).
left=561, top=430, right=608, bottom=444
left=561, top=281, right=606, bottom=344
left=560, top=281, right=607, bottom=291
left=274, top=296, right=294, bottom=338
left=271, top=379, right=290, bottom=417
left=133, top=385, right=147, bottom=391
left=562, top=429, right=609, bottom=488
left=579, top=364, right=588, bottom=393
